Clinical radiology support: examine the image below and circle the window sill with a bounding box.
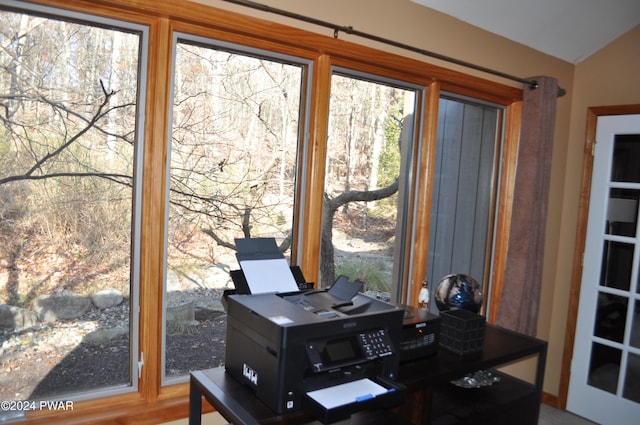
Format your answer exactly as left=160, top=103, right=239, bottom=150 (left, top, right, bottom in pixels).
left=24, top=385, right=213, bottom=425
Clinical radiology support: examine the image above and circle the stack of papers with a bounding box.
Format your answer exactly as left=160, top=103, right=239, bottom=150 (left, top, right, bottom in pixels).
left=236, top=238, right=299, bottom=294
left=306, top=378, right=389, bottom=409
left=239, top=257, right=299, bottom=294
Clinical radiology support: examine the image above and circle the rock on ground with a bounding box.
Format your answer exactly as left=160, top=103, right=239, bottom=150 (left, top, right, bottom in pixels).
left=0, top=305, right=38, bottom=331
left=91, top=289, right=124, bottom=309
left=33, top=291, right=91, bottom=322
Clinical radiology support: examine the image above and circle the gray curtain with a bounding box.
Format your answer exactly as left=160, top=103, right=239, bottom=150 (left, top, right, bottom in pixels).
left=496, top=76, right=559, bottom=336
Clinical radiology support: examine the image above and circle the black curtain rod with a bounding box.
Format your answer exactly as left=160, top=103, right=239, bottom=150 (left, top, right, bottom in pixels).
left=222, top=0, right=566, bottom=97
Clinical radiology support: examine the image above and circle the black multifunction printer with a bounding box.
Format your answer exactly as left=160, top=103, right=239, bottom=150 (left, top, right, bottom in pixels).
left=225, top=287, right=406, bottom=424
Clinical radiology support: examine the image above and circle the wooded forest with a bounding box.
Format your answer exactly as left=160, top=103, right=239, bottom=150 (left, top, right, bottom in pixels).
left=0, top=13, right=139, bottom=305
left=0, top=11, right=408, bottom=307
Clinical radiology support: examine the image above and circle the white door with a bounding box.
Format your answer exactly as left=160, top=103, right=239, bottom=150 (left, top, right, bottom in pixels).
left=567, top=114, right=640, bottom=424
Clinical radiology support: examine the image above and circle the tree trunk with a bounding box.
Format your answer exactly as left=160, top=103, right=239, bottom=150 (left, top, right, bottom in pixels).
left=320, top=198, right=338, bottom=287
left=319, top=178, right=399, bottom=287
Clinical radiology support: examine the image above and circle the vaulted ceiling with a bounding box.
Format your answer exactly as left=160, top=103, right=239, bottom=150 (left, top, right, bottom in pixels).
left=411, top=0, right=640, bottom=64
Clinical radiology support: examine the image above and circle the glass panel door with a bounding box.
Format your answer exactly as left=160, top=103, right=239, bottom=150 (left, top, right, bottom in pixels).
left=568, top=115, right=640, bottom=424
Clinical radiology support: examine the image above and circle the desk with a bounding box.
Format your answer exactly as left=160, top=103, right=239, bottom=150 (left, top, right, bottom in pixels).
left=398, top=324, right=547, bottom=425
left=189, top=324, right=546, bottom=425
left=189, top=367, right=412, bottom=425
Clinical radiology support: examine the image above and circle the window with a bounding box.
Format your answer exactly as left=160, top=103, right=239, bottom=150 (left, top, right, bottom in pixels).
left=321, top=70, right=420, bottom=300
left=164, top=35, right=308, bottom=380
left=427, top=95, right=503, bottom=313
left=0, top=1, right=522, bottom=422
left=0, top=1, right=145, bottom=410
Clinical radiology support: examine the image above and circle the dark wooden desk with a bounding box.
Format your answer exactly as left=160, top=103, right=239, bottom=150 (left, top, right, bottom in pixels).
left=189, top=367, right=412, bottom=425
left=189, top=324, right=546, bottom=425
left=398, top=324, right=547, bottom=425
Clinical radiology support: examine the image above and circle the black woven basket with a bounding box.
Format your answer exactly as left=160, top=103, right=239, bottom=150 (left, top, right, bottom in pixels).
left=439, top=309, right=486, bottom=355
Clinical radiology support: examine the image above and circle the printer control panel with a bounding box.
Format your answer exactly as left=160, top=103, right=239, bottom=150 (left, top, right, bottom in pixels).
left=306, top=328, right=395, bottom=373
left=359, top=329, right=394, bottom=359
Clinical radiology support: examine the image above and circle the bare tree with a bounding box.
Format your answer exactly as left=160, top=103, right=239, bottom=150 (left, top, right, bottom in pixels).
left=320, top=178, right=399, bottom=287
left=0, top=12, right=141, bottom=304
left=0, top=80, right=133, bottom=187
left=1, top=19, right=403, bottom=299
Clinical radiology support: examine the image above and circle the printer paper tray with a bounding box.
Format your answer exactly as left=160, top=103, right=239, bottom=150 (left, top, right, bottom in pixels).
left=303, top=376, right=406, bottom=424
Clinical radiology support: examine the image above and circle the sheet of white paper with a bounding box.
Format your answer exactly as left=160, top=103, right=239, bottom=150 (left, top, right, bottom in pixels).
left=306, top=378, right=389, bottom=409
left=239, top=258, right=299, bottom=294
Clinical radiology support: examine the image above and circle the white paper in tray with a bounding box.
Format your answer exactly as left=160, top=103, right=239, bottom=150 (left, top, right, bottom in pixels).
left=306, top=378, right=389, bottom=409
left=239, top=258, right=299, bottom=294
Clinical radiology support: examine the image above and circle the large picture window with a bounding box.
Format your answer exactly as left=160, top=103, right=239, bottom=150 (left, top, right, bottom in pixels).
left=0, top=1, right=523, bottom=423
left=164, top=36, right=308, bottom=380
left=427, top=95, right=503, bottom=313
left=0, top=2, right=145, bottom=411
left=321, top=71, right=419, bottom=299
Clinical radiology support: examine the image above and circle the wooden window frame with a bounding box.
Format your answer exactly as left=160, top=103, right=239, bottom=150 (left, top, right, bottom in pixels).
left=16, top=0, right=523, bottom=423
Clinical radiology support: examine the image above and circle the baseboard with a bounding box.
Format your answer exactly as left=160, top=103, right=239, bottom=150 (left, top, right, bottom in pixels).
left=541, top=391, right=560, bottom=408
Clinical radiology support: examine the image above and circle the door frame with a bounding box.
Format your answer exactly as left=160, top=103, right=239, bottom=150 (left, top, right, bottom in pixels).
left=559, top=104, right=640, bottom=408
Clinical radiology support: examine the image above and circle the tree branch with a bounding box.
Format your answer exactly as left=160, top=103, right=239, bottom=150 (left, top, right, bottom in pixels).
left=326, top=177, right=399, bottom=212
left=21, top=81, right=117, bottom=178
left=199, top=226, right=237, bottom=250
left=0, top=172, right=132, bottom=186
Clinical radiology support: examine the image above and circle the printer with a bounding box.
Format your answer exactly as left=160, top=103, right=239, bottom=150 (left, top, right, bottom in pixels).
left=224, top=288, right=407, bottom=423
